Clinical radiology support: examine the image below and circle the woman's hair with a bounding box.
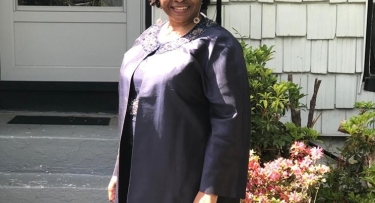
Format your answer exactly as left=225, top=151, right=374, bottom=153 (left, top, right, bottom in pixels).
left=150, top=0, right=210, bottom=11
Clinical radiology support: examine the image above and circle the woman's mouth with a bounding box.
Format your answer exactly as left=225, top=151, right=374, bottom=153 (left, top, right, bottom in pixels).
left=171, top=6, right=190, bottom=13
left=174, top=7, right=188, bottom=10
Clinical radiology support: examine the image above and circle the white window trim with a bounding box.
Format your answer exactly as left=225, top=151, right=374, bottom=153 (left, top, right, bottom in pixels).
left=14, top=0, right=125, bottom=12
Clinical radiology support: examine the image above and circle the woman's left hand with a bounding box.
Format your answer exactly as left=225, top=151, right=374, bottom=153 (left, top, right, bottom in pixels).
left=193, top=191, right=218, bottom=203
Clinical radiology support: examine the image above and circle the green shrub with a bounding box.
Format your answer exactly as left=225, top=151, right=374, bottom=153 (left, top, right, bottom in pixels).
left=241, top=41, right=318, bottom=162
left=316, top=101, right=375, bottom=202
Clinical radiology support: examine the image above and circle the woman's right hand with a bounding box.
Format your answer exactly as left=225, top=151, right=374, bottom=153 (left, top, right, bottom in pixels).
left=107, top=176, right=117, bottom=202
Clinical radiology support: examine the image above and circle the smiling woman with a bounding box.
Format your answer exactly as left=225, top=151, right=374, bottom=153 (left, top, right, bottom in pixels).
left=17, top=0, right=123, bottom=6
left=151, top=0, right=210, bottom=19
left=107, top=0, right=250, bottom=203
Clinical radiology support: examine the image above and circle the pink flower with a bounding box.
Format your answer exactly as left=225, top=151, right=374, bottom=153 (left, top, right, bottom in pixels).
left=291, top=141, right=306, bottom=153
left=291, top=164, right=302, bottom=175
left=268, top=170, right=281, bottom=181
left=317, top=165, right=330, bottom=173
left=299, top=157, right=313, bottom=169
left=288, top=191, right=302, bottom=202
left=245, top=141, right=330, bottom=203
left=310, top=147, right=324, bottom=160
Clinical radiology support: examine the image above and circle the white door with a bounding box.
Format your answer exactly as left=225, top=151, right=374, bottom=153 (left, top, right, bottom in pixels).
left=0, top=0, right=143, bottom=82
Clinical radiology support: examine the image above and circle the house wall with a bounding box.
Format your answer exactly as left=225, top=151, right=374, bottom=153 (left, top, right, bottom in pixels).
left=154, top=0, right=371, bottom=136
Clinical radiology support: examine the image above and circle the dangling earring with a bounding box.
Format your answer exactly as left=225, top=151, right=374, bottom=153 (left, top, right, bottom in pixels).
left=193, top=2, right=203, bottom=24
left=193, top=15, right=200, bottom=24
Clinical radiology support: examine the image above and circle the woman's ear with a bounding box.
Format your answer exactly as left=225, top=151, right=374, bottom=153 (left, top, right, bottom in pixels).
left=149, top=0, right=161, bottom=8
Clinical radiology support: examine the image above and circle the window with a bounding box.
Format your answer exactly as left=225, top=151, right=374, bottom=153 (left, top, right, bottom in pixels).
left=364, top=0, right=375, bottom=92
left=18, top=0, right=123, bottom=7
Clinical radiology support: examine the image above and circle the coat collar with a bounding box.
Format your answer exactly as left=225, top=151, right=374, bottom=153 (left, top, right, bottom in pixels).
left=141, top=17, right=216, bottom=54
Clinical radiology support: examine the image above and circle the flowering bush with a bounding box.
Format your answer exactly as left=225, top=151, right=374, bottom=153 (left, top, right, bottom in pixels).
left=243, top=142, right=330, bottom=203
left=316, top=101, right=375, bottom=202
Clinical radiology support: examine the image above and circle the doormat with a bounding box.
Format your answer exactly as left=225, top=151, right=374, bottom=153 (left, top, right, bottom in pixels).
left=7, top=115, right=111, bottom=126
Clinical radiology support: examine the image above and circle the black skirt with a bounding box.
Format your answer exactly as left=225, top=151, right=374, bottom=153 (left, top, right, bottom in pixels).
left=117, top=112, right=134, bottom=203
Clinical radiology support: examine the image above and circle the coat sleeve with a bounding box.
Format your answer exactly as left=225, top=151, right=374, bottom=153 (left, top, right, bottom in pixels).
left=199, top=31, right=250, bottom=199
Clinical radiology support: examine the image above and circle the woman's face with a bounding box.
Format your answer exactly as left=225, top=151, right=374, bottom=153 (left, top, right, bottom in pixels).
left=160, top=0, right=202, bottom=25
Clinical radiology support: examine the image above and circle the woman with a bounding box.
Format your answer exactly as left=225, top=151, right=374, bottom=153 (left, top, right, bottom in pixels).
left=108, top=0, right=250, bottom=202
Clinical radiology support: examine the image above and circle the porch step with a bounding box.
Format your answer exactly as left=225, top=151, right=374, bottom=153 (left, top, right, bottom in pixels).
left=0, top=112, right=118, bottom=202
left=0, top=134, right=118, bottom=175
left=0, top=172, right=110, bottom=203
left=0, top=130, right=118, bottom=175
left=0, top=112, right=119, bottom=175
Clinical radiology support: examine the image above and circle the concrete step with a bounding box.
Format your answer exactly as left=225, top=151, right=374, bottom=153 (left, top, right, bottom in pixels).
left=0, top=172, right=110, bottom=203
left=0, top=135, right=118, bottom=175
left=0, top=112, right=119, bottom=175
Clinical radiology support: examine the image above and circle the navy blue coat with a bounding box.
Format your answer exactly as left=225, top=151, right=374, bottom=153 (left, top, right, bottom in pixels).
left=113, top=18, right=250, bottom=203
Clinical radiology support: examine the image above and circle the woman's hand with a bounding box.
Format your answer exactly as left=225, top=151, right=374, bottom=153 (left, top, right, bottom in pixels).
left=193, top=191, right=218, bottom=203
left=107, top=176, right=117, bottom=202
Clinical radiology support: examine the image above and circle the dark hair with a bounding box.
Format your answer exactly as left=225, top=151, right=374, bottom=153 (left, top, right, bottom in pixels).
left=202, top=0, right=210, bottom=11
left=150, top=0, right=210, bottom=11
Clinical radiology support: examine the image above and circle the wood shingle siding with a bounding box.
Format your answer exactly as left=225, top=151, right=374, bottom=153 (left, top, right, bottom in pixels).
left=262, top=4, right=276, bottom=39
left=330, top=0, right=347, bottom=3
left=336, top=4, right=365, bottom=37
left=283, top=37, right=311, bottom=72
left=321, top=110, right=346, bottom=135
left=356, top=85, right=375, bottom=102
left=328, top=38, right=357, bottom=73
left=258, top=0, right=274, bottom=3
left=335, top=75, right=358, bottom=108
left=311, top=40, right=328, bottom=74
left=276, top=4, right=306, bottom=36
left=229, top=0, right=255, bottom=2
left=356, top=38, right=364, bottom=73
left=223, top=5, right=251, bottom=37
left=348, top=0, right=366, bottom=2
left=303, top=0, right=326, bottom=2
left=251, top=3, right=262, bottom=39
left=307, top=4, right=336, bottom=40
left=275, top=0, right=302, bottom=2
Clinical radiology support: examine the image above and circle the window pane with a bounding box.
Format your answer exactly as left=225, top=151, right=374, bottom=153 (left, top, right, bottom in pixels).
left=18, top=0, right=123, bottom=7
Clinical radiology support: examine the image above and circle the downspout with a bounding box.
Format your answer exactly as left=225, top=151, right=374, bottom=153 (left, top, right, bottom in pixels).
left=216, top=0, right=222, bottom=25
left=359, top=0, right=372, bottom=93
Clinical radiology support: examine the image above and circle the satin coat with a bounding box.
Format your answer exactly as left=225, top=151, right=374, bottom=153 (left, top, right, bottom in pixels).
left=113, top=18, right=250, bottom=203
